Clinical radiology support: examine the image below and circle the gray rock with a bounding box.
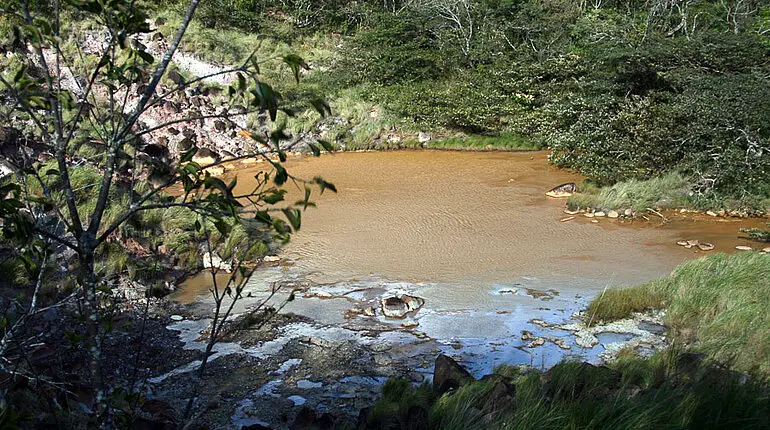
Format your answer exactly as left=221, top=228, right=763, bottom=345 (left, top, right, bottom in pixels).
left=433, top=354, right=474, bottom=395
left=380, top=295, right=424, bottom=319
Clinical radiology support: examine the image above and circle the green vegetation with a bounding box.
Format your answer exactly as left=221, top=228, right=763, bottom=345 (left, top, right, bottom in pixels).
left=151, top=0, right=770, bottom=209
left=568, top=173, right=691, bottom=212
left=426, top=133, right=538, bottom=151
left=367, top=352, right=770, bottom=429
left=588, top=252, right=770, bottom=376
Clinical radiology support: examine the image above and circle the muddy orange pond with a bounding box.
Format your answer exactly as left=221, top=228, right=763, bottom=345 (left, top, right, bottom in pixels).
left=173, top=150, right=767, bottom=369
left=177, top=149, right=765, bottom=305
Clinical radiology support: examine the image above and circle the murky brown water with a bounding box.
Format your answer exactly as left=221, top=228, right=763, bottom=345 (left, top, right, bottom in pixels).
left=176, top=150, right=766, bottom=304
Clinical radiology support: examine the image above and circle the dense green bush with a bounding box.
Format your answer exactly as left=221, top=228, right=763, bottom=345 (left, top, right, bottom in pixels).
left=334, top=12, right=444, bottom=86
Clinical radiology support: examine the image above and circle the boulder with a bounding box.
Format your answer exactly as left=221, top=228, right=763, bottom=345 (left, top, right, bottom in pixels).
left=202, top=251, right=232, bottom=272
left=162, top=101, right=180, bottom=113
left=0, top=159, right=17, bottom=179
left=479, top=375, right=516, bottom=419
left=177, top=137, right=194, bottom=152
left=193, top=148, right=219, bottom=165
left=380, top=294, right=424, bottom=319
left=434, top=354, right=474, bottom=395
left=167, top=69, right=183, bottom=85
left=545, top=183, right=576, bottom=198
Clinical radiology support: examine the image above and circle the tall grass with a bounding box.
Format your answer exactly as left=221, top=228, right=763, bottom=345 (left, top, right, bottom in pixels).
left=367, top=349, right=770, bottom=429
left=568, top=172, right=690, bottom=212
left=426, top=132, right=539, bottom=151
left=588, top=252, right=770, bottom=376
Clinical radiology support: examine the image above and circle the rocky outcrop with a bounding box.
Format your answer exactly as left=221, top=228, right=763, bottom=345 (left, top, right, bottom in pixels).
left=433, top=354, right=475, bottom=395
left=380, top=295, right=424, bottom=319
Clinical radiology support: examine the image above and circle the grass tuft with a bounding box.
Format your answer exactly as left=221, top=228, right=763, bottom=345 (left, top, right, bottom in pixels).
left=568, top=172, right=690, bottom=212
left=588, top=252, right=770, bottom=376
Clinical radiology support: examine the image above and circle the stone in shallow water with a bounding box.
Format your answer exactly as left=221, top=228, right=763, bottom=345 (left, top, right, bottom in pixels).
left=170, top=315, right=184, bottom=321
left=296, top=379, right=323, bottom=389
left=545, top=182, right=576, bottom=198
left=380, top=295, right=424, bottom=319
left=287, top=395, right=306, bottom=406
left=735, top=246, right=753, bottom=251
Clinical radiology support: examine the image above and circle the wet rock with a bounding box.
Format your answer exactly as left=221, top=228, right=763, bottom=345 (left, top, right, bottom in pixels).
left=551, top=338, right=571, bottom=350
left=263, top=255, right=280, bottom=263
left=735, top=246, right=753, bottom=251
left=290, top=407, right=339, bottom=430
left=594, top=211, right=606, bottom=217
left=530, top=319, right=549, bottom=328
left=418, top=132, right=431, bottom=143
left=137, top=399, right=177, bottom=429
left=526, top=338, right=545, bottom=348
left=433, top=354, right=474, bottom=395
left=697, top=243, right=714, bottom=251
left=170, top=315, right=184, bottom=322
left=545, top=182, right=576, bottom=198
left=706, top=210, right=718, bottom=217
left=408, top=371, right=425, bottom=383
left=607, top=210, right=619, bottom=219
left=677, top=239, right=701, bottom=249
left=380, top=295, right=424, bottom=319
left=624, top=208, right=634, bottom=217
left=575, top=332, right=599, bottom=348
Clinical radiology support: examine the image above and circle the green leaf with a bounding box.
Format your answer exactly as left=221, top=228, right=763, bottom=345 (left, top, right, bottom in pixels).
left=263, top=189, right=286, bottom=204
left=273, top=164, right=288, bottom=186
left=318, top=140, right=335, bottom=152
left=282, top=208, right=301, bottom=231
left=254, top=210, right=272, bottom=224
left=309, top=98, right=331, bottom=118
left=283, top=54, right=309, bottom=84
left=214, top=218, right=232, bottom=235
left=313, top=177, right=337, bottom=194
left=180, top=147, right=198, bottom=163
left=136, top=50, right=154, bottom=64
